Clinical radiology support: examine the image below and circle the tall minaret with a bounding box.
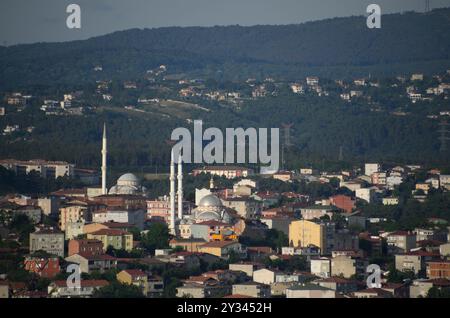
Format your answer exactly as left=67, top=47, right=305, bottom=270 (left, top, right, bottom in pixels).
left=177, top=153, right=183, bottom=220
left=169, top=149, right=176, bottom=234
left=101, top=123, right=107, bottom=195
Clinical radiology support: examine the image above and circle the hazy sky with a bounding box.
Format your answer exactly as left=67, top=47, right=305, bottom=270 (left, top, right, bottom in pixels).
left=1, top=0, right=450, bottom=45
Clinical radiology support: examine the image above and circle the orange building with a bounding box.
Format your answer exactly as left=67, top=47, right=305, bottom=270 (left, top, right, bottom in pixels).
left=427, top=260, right=450, bottom=279
left=24, top=256, right=60, bottom=278
left=68, top=239, right=104, bottom=257
left=329, top=195, right=355, bottom=213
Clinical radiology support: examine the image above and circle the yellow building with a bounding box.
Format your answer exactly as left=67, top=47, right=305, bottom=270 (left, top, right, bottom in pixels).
left=59, top=205, right=89, bottom=231
left=87, top=229, right=133, bottom=251
left=197, top=241, right=242, bottom=258
left=117, top=269, right=148, bottom=296
left=289, top=220, right=326, bottom=253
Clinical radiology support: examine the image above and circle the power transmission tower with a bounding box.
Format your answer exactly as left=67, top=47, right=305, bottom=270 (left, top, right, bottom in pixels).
left=438, top=120, right=450, bottom=152
left=338, top=145, right=344, bottom=161
left=282, top=123, right=293, bottom=147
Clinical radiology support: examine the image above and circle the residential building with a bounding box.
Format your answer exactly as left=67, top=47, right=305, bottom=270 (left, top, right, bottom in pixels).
left=192, top=166, right=254, bottom=179
left=331, top=255, right=368, bottom=278
left=329, top=195, right=355, bottom=213
left=381, top=283, right=409, bottom=298
left=87, top=229, right=133, bottom=251
left=260, top=217, right=293, bottom=235
left=253, top=269, right=284, bottom=285
left=29, top=227, right=65, bottom=257
left=229, top=262, right=263, bottom=277
left=169, top=238, right=207, bottom=252
left=355, top=188, right=376, bottom=204
left=289, top=220, right=333, bottom=254
left=59, top=204, right=91, bottom=231
left=382, top=197, right=399, bottom=206
left=65, top=221, right=85, bottom=240
left=426, top=260, right=450, bottom=279
left=197, top=241, right=244, bottom=258
left=315, top=277, right=358, bottom=294
left=306, top=77, right=319, bottom=86
left=48, top=280, right=109, bottom=298
left=353, top=288, right=393, bottom=298
left=116, top=269, right=149, bottom=296
left=395, top=251, right=438, bottom=274
left=440, top=243, right=450, bottom=256
left=371, top=172, right=387, bottom=186
left=364, top=163, right=380, bottom=176
left=232, top=282, right=271, bottom=298
left=272, top=171, right=293, bottom=182
left=221, top=197, right=261, bottom=219
left=286, top=284, right=336, bottom=298
left=310, top=257, right=331, bottom=278
left=0, top=281, right=8, bottom=298
left=0, top=159, right=75, bottom=179
left=68, top=239, right=103, bottom=257
left=414, top=228, right=437, bottom=242
left=386, top=231, right=417, bottom=254
left=409, top=278, right=450, bottom=298
left=65, top=253, right=117, bottom=273
left=300, top=205, right=337, bottom=220
left=24, top=256, right=60, bottom=278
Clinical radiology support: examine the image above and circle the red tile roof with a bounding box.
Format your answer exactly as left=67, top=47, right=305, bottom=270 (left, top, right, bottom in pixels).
left=223, top=294, right=255, bottom=298
left=122, top=269, right=147, bottom=278
left=318, top=277, right=357, bottom=284
left=199, top=241, right=239, bottom=248
left=89, top=229, right=128, bottom=236
left=196, top=220, right=230, bottom=227
left=52, top=279, right=109, bottom=288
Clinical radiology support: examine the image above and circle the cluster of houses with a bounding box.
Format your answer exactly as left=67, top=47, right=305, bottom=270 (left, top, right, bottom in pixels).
left=2, top=69, right=449, bottom=132
left=0, top=157, right=449, bottom=298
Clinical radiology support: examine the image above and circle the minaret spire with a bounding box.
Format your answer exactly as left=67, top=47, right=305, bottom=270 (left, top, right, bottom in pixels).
left=177, top=152, right=183, bottom=220
left=101, top=123, right=107, bottom=195
left=169, top=149, right=176, bottom=235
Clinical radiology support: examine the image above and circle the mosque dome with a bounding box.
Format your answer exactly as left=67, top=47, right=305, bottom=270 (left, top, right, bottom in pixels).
left=108, top=173, right=147, bottom=196
left=117, top=173, right=139, bottom=186
left=198, top=194, right=222, bottom=208
left=196, top=211, right=222, bottom=222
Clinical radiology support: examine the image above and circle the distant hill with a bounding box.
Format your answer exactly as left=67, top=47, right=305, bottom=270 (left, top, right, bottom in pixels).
left=1, top=9, right=450, bottom=89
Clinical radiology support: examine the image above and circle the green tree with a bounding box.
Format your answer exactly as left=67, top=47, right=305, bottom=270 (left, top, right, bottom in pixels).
left=141, top=223, right=170, bottom=253
left=92, top=282, right=145, bottom=298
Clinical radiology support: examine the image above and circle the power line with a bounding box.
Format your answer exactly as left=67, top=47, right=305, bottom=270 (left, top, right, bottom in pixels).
left=438, top=120, right=450, bottom=152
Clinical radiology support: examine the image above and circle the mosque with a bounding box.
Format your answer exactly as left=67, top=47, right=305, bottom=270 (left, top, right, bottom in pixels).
left=100, top=124, right=148, bottom=197
left=100, top=124, right=233, bottom=235
left=108, top=173, right=147, bottom=196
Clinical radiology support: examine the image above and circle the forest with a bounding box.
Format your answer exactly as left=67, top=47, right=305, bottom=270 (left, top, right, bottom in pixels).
left=0, top=9, right=449, bottom=90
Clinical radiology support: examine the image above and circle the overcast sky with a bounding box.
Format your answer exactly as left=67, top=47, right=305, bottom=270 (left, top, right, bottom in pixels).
left=1, top=0, right=450, bottom=45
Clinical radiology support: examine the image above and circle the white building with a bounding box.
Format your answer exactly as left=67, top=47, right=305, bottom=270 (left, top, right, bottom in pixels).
left=364, top=163, right=380, bottom=176
left=310, top=258, right=331, bottom=278
left=382, top=197, right=399, bottom=206
left=355, top=188, right=376, bottom=204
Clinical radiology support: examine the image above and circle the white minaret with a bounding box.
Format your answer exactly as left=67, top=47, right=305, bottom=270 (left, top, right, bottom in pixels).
left=177, top=153, right=183, bottom=220
left=169, top=149, right=176, bottom=234
left=101, top=123, right=107, bottom=195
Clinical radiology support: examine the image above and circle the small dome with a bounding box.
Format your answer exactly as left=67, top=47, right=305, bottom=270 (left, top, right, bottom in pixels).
left=196, top=211, right=222, bottom=222
left=198, top=194, right=222, bottom=207
left=117, top=173, right=140, bottom=187
left=118, top=173, right=139, bottom=183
